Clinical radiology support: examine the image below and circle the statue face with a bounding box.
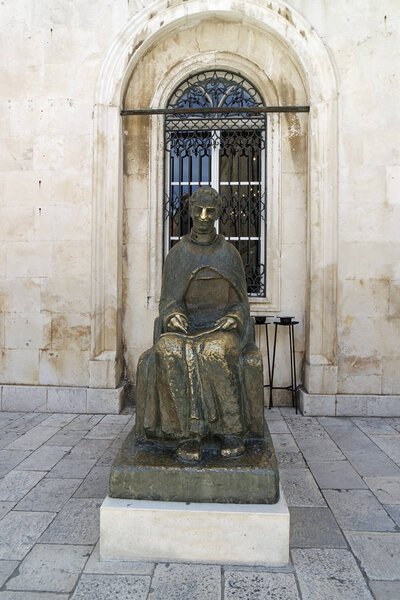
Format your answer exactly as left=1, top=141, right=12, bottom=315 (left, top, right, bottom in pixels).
left=190, top=201, right=219, bottom=234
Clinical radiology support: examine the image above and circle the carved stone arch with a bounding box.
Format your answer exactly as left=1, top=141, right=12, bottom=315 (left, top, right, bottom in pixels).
left=89, top=0, right=338, bottom=397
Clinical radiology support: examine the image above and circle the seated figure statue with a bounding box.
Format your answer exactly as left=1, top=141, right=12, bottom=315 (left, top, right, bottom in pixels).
left=135, top=187, right=265, bottom=463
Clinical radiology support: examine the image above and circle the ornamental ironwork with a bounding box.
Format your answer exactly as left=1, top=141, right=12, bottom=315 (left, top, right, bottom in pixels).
left=164, top=70, right=267, bottom=297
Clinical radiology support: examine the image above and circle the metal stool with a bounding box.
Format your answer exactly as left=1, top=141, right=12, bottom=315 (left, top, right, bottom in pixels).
left=255, top=316, right=299, bottom=413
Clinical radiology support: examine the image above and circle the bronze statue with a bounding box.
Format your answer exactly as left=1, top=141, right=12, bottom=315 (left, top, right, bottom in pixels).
left=135, top=187, right=265, bottom=463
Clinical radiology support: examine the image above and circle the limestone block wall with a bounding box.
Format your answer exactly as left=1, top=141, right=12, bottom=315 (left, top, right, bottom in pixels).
left=0, top=1, right=130, bottom=394
left=0, top=0, right=399, bottom=413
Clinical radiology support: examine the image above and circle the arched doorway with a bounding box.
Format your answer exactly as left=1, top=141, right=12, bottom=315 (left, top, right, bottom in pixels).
left=89, top=1, right=338, bottom=406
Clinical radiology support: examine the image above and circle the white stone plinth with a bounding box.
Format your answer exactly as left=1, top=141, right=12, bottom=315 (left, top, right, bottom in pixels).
left=100, top=488, right=289, bottom=566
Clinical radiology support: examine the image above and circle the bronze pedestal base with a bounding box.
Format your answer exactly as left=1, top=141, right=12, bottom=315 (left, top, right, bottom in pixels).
left=109, top=422, right=279, bottom=505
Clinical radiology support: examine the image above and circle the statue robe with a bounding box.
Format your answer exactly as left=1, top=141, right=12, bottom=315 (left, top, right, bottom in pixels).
left=135, top=234, right=263, bottom=441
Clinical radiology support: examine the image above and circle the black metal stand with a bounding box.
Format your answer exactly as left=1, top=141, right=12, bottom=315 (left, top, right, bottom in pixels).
left=255, top=318, right=299, bottom=414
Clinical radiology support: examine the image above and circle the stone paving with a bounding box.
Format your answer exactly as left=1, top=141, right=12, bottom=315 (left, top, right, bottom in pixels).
left=0, top=407, right=399, bottom=599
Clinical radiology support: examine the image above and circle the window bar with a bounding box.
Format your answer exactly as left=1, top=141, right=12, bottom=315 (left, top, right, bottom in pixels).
left=237, top=139, right=241, bottom=244
left=178, top=154, right=183, bottom=245
left=228, top=144, right=233, bottom=240
left=247, top=146, right=252, bottom=286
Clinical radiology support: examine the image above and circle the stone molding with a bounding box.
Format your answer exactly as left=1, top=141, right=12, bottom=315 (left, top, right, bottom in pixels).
left=299, top=388, right=400, bottom=417
left=91, top=0, right=338, bottom=393
left=0, top=385, right=125, bottom=414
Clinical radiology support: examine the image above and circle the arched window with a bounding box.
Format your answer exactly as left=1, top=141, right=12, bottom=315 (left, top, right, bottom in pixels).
left=164, top=70, right=267, bottom=297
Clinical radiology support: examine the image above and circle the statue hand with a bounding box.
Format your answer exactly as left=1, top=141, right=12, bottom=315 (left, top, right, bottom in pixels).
left=215, top=316, right=237, bottom=331
left=167, top=314, right=189, bottom=333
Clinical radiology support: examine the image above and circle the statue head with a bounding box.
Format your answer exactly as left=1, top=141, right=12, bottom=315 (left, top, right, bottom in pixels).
left=189, top=187, right=222, bottom=238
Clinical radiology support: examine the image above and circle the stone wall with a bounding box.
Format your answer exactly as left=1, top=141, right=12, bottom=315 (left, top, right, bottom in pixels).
left=0, top=0, right=399, bottom=414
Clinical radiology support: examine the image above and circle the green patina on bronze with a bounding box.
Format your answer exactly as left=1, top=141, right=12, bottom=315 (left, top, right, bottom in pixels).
left=109, top=187, right=279, bottom=503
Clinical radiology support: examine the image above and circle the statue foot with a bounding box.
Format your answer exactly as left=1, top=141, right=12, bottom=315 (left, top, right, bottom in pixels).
left=221, top=434, right=245, bottom=458
left=176, top=439, right=201, bottom=463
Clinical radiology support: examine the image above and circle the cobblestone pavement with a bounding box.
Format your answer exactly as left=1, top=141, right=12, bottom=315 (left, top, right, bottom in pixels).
left=0, top=407, right=399, bottom=599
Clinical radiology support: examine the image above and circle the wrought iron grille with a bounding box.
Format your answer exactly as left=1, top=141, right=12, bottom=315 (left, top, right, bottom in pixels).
left=164, top=70, right=267, bottom=297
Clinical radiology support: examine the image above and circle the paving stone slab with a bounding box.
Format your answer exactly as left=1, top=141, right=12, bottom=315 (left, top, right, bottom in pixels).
left=345, top=448, right=400, bottom=477
left=0, top=451, right=31, bottom=477
left=352, top=418, right=396, bottom=435
left=0, top=414, right=26, bottom=430
left=346, top=532, right=400, bottom=580
left=0, top=561, right=19, bottom=587
left=84, top=542, right=154, bottom=575
left=307, top=459, right=367, bottom=490
left=45, top=457, right=97, bottom=479
left=289, top=507, right=347, bottom=548
left=384, top=418, right=400, bottom=433
left=0, top=502, right=15, bottom=520
left=148, top=563, right=221, bottom=600
left=0, top=511, right=56, bottom=560
left=67, top=438, right=112, bottom=461
left=39, top=498, right=102, bottom=545
left=5, top=426, right=60, bottom=451
left=96, top=446, right=119, bottom=466
left=292, top=548, right=374, bottom=599
left=264, top=408, right=284, bottom=420
left=0, top=432, right=21, bottom=450
left=44, top=429, right=86, bottom=447
left=15, top=478, right=81, bottom=512
left=276, top=452, right=306, bottom=469
left=266, top=420, right=290, bottom=434
left=71, top=574, right=151, bottom=599
left=0, top=471, right=46, bottom=502
left=64, top=414, right=103, bottom=431
left=286, top=418, right=345, bottom=462
left=73, top=466, right=110, bottom=499
left=16, top=445, right=70, bottom=471
left=323, top=489, right=397, bottom=532
left=40, top=414, right=77, bottom=427
left=368, top=580, right=400, bottom=600
left=270, top=434, right=299, bottom=453
left=0, top=593, right=69, bottom=600
left=224, top=570, right=299, bottom=599
left=318, top=417, right=358, bottom=430
left=369, top=434, right=400, bottom=465
left=84, top=415, right=133, bottom=440
left=279, top=468, right=326, bottom=507
left=5, top=543, right=91, bottom=593
left=364, top=476, right=400, bottom=504
left=384, top=504, right=400, bottom=526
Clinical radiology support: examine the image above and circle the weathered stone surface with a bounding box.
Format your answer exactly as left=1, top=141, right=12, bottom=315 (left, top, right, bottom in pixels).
left=289, top=507, right=347, bottom=548
left=73, top=466, right=110, bottom=499
left=279, top=468, right=325, bottom=507
left=323, top=489, right=397, bottom=531
left=224, top=571, right=300, bottom=600
left=0, top=511, right=56, bottom=560
left=0, top=562, right=19, bottom=588
left=0, top=450, right=31, bottom=477
left=364, top=476, right=400, bottom=504
left=0, top=471, right=46, bottom=502
left=17, top=445, right=70, bottom=471
left=15, top=477, right=81, bottom=512
left=292, top=548, right=374, bottom=599
left=5, top=544, right=91, bottom=592
left=369, top=581, right=400, bottom=600
left=46, top=457, right=96, bottom=479
left=109, top=428, right=279, bottom=504
left=0, top=593, right=69, bottom=600
left=346, top=532, right=400, bottom=580
left=84, top=542, right=154, bottom=575
left=70, top=574, right=151, bottom=600
left=39, top=498, right=101, bottom=545
left=148, top=563, right=221, bottom=600
left=307, top=459, right=367, bottom=489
